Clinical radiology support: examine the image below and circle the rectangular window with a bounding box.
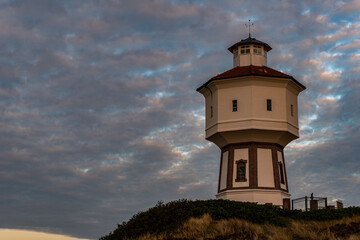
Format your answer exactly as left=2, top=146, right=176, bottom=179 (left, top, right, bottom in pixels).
left=279, top=162, right=285, bottom=184
left=236, top=160, right=247, bottom=182
left=254, top=46, right=262, bottom=55
left=267, top=99, right=272, bottom=111
left=211, top=106, right=213, bottom=118
left=234, top=49, right=238, bottom=58
left=232, top=100, right=237, bottom=112
left=241, top=45, right=250, bottom=54
left=291, top=104, right=294, bottom=116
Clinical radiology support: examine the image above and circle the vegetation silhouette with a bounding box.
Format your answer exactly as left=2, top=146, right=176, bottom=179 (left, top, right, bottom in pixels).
left=100, top=199, right=360, bottom=240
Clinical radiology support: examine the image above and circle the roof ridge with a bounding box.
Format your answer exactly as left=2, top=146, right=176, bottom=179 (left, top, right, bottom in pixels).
left=264, top=66, right=291, bottom=77
left=210, top=66, right=238, bottom=80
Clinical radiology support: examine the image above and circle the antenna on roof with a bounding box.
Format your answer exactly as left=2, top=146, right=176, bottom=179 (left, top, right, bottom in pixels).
left=245, top=19, right=254, bottom=38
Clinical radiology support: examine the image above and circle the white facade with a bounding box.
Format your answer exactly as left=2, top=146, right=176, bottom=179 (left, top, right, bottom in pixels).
left=202, top=76, right=303, bottom=148
left=217, top=189, right=291, bottom=206
left=233, top=45, right=268, bottom=67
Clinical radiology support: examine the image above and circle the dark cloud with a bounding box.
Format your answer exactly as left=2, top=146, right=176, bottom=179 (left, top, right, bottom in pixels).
left=0, top=0, right=359, bottom=239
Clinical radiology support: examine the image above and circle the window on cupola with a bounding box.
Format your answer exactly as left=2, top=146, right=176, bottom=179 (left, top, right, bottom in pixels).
left=234, top=48, right=238, bottom=58
left=253, top=46, right=262, bottom=55
left=241, top=46, right=250, bottom=54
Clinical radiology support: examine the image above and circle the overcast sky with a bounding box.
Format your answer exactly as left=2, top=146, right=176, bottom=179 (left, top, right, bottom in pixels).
left=0, top=0, right=359, bottom=239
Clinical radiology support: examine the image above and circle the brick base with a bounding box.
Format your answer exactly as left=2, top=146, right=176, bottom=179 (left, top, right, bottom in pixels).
left=283, top=198, right=290, bottom=210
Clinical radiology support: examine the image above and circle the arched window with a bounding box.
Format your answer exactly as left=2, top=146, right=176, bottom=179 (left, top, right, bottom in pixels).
left=235, top=160, right=247, bottom=182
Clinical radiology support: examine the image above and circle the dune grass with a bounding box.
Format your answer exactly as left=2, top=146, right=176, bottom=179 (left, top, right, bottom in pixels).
left=136, top=214, right=360, bottom=240
left=100, top=199, right=360, bottom=240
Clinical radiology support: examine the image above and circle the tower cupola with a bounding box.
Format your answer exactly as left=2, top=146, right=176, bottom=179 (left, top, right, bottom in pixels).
left=228, top=37, right=272, bottom=67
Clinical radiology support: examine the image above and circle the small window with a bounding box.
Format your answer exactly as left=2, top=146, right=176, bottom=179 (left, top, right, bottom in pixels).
left=211, top=106, right=213, bottom=118
left=254, top=46, right=262, bottom=55
left=234, top=48, right=238, bottom=58
left=232, top=100, right=237, bottom=112
left=241, top=45, right=250, bottom=54
left=236, top=160, right=247, bottom=182
left=291, top=104, right=294, bottom=116
left=279, top=162, right=285, bottom=184
left=264, top=51, right=267, bottom=57
left=267, top=99, right=272, bottom=111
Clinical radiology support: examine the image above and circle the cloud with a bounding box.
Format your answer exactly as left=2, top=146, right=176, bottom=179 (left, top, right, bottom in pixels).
left=0, top=0, right=359, bottom=239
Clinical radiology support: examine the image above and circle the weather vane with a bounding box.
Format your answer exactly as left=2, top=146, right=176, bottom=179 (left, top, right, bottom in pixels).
left=245, top=19, right=254, bottom=38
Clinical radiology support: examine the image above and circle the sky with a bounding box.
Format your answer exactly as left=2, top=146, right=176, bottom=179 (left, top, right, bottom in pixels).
left=0, top=0, right=359, bottom=239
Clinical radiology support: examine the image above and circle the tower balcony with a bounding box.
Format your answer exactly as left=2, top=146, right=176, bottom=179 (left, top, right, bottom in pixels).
left=206, top=128, right=298, bottom=149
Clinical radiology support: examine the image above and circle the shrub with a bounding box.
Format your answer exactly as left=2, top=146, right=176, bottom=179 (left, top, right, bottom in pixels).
left=100, top=199, right=360, bottom=240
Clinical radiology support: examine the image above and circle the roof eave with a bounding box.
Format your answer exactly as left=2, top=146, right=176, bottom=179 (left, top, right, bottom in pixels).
left=228, top=42, right=272, bottom=53
left=197, top=73, right=306, bottom=92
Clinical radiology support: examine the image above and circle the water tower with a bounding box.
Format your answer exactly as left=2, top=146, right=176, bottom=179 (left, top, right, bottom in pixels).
left=197, top=24, right=306, bottom=206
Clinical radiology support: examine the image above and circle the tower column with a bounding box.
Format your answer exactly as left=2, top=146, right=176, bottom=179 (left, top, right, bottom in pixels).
left=217, top=142, right=289, bottom=206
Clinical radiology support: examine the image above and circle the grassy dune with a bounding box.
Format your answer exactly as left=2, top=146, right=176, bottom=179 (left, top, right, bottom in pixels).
left=136, top=214, right=360, bottom=240
left=100, top=199, right=360, bottom=240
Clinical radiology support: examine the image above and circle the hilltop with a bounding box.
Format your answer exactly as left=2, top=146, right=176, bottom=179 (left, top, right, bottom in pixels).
left=100, top=199, right=360, bottom=240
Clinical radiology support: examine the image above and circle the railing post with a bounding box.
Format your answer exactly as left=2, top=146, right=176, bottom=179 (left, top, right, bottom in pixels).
left=305, top=196, right=308, bottom=211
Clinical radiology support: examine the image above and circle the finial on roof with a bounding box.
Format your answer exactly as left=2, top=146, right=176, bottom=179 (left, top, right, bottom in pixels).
left=245, top=19, right=254, bottom=38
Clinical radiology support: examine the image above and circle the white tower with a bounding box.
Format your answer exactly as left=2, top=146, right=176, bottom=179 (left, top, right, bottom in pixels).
left=197, top=31, right=306, bottom=207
